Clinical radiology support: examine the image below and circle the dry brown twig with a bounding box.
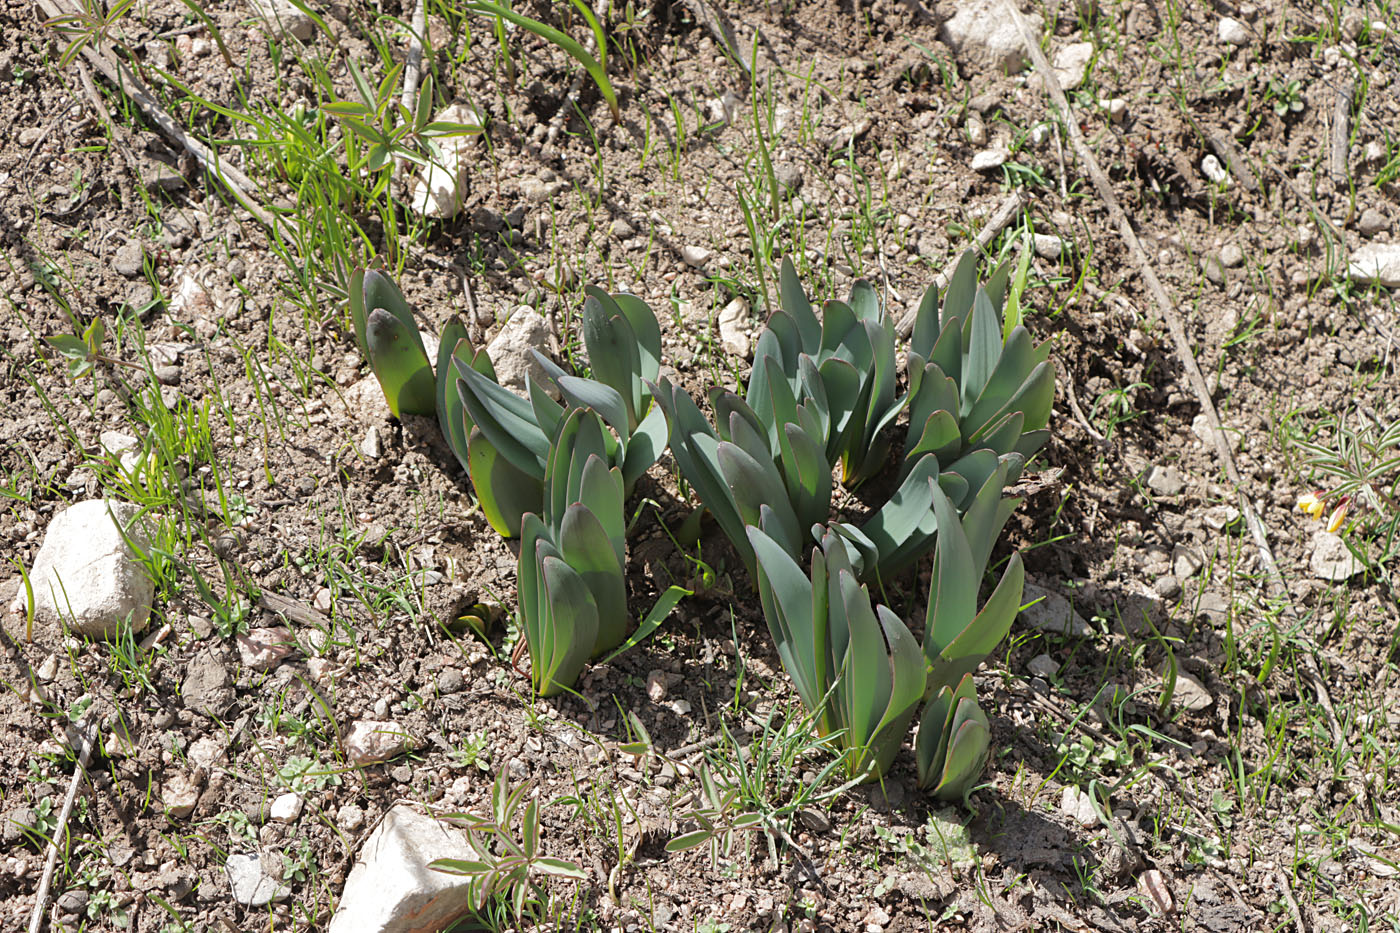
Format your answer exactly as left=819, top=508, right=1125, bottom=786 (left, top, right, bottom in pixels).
left=1001, top=0, right=1368, bottom=808
left=27, top=723, right=97, bottom=933
left=34, top=0, right=285, bottom=239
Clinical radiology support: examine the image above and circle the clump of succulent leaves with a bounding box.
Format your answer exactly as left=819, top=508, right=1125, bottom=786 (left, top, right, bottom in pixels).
left=350, top=272, right=666, bottom=538
left=515, top=408, right=630, bottom=697
left=657, top=250, right=1051, bottom=584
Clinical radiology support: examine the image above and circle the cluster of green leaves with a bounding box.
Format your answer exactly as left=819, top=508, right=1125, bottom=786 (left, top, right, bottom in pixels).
left=665, top=252, right=1049, bottom=788
left=352, top=251, right=1052, bottom=792
left=351, top=274, right=680, bottom=696
left=430, top=772, right=587, bottom=923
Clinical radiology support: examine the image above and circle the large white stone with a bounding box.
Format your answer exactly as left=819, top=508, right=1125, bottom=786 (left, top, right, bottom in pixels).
left=11, top=500, right=154, bottom=638
left=941, top=0, right=1042, bottom=74
left=327, top=805, right=481, bottom=933
left=485, top=307, right=552, bottom=393
left=1348, top=243, right=1400, bottom=287
left=408, top=105, right=485, bottom=219
left=344, top=720, right=413, bottom=766
left=716, top=297, right=752, bottom=359
left=1311, top=530, right=1365, bottom=581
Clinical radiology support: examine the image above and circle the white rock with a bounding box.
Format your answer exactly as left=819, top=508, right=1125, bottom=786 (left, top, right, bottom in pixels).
left=162, top=771, right=202, bottom=819
left=1203, top=505, right=1240, bottom=531
left=326, top=805, right=483, bottom=933
left=237, top=626, right=296, bottom=672
left=168, top=269, right=215, bottom=319
left=1032, top=234, right=1065, bottom=260
left=1348, top=243, right=1400, bottom=287
left=1218, top=17, right=1250, bottom=45
left=1201, top=154, right=1231, bottom=185
left=10, top=500, right=154, bottom=638
left=941, top=0, right=1042, bottom=74
left=270, top=793, right=304, bottom=823
left=1051, top=41, right=1093, bottom=90
left=338, top=803, right=366, bottom=833
left=1029, top=123, right=1052, bottom=146
left=1019, top=583, right=1093, bottom=637
left=359, top=425, right=383, bottom=459
left=345, top=720, right=412, bottom=766
left=1220, top=243, right=1244, bottom=268
left=1172, top=546, right=1204, bottom=579
left=1103, top=98, right=1127, bottom=123
left=680, top=245, right=711, bottom=269
left=971, top=148, right=1009, bottom=172
left=226, top=853, right=291, bottom=906
left=1059, top=786, right=1099, bottom=827
left=717, top=297, right=752, bottom=359
left=408, top=105, right=484, bottom=218
left=247, top=0, right=315, bottom=40
left=187, top=735, right=224, bottom=771
left=99, top=431, right=138, bottom=456
left=1311, top=530, right=1365, bottom=581
left=485, top=307, right=552, bottom=392
left=706, top=90, right=742, bottom=126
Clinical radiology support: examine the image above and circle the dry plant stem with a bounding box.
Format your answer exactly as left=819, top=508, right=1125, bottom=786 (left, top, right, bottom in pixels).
left=894, top=188, right=1028, bottom=338
left=399, top=0, right=428, bottom=115
left=1329, top=81, right=1353, bottom=187
left=34, top=0, right=284, bottom=237
left=1276, top=869, right=1308, bottom=933
left=27, top=724, right=96, bottom=933
left=1002, top=0, right=1363, bottom=797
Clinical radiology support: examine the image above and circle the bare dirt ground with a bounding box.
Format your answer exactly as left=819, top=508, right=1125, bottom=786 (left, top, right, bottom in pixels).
left=2, top=0, right=1399, bottom=930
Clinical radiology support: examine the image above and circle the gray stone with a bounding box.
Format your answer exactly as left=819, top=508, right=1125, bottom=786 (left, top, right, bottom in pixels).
left=1348, top=243, right=1400, bottom=287
left=609, top=217, right=635, bottom=239
left=1027, top=653, right=1059, bottom=679
left=1059, top=786, right=1099, bottom=827
left=114, top=240, right=144, bottom=277
left=1311, top=530, right=1365, bottom=580
left=162, top=771, right=202, bottom=819
left=359, top=425, right=383, bottom=460
left=1144, top=465, right=1186, bottom=496
left=1202, top=255, right=1226, bottom=285
left=1220, top=243, right=1244, bottom=267
left=1019, top=583, right=1093, bottom=637
left=485, top=307, right=552, bottom=392
left=1032, top=234, right=1066, bottom=261
left=1357, top=209, right=1389, bottom=238
left=182, top=650, right=235, bottom=717
left=247, top=0, right=315, bottom=40
left=1153, top=575, right=1181, bottom=599
left=436, top=668, right=465, bottom=695
left=1172, top=546, right=1204, bottom=579
left=1050, top=41, right=1093, bottom=90
left=226, top=853, right=291, bottom=907
left=1167, top=668, right=1213, bottom=711
left=326, top=805, right=480, bottom=933
left=774, top=163, right=803, bottom=194
left=941, top=0, right=1041, bottom=74
left=10, top=499, right=154, bottom=638
left=680, top=245, right=711, bottom=269
left=237, top=626, right=296, bottom=672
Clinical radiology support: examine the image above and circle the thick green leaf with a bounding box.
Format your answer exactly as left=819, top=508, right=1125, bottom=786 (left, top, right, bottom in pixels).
left=622, top=402, right=667, bottom=491
left=859, top=454, right=941, bottom=578
left=964, top=325, right=1035, bottom=439
left=961, top=289, right=1001, bottom=414
left=834, top=567, right=891, bottom=769
left=582, top=294, right=643, bottom=426
left=457, top=367, right=550, bottom=478
left=556, top=374, right=630, bottom=438
left=558, top=503, right=628, bottom=653
left=611, top=292, right=662, bottom=384
left=718, top=441, right=801, bottom=555
left=931, top=698, right=990, bottom=801
left=943, top=448, right=999, bottom=510
left=961, top=462, right=1019, bottom=575
left=366, top=308, right=435, bottom=416
left=974, top=410, right=1026, bottom=457
left=436, top=327, right=472, bottom=471
left=908, top=410, right=962, bottom=464
left=928, top=552, right=1024, bottom=689
left=779, top=256, right=821, bottom=354
left=577, top=453, right=625, bottom=562
left=534, top=554, right=599, bottom=696
left=925, top=480, right=978, bottom=654
left=348, top=267, right=369, bottom=359
left=748, top=527, right=824, bottom=714
left=467, top=429, right=544, bottom=537
left=941, top=249, right=980, bottom=332
left=848, top=279, right=880, bottom=323
left=783, top=422, right=834, bottom=531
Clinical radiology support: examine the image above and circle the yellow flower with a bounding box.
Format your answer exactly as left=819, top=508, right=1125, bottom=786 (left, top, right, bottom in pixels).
left=1325, top=500, right=1350, bottom=534
left=1296, top=491, right=1325, bottom=519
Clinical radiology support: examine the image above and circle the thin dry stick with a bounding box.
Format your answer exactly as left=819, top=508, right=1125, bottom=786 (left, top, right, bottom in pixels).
left=1002, top=0, right=1363, bottom=802
left=1329, top=81, right=1353, bottom=188
left=34, top=0, right=284, bottom=238
left=28, top=724, right=97, bottom=933
left=894, top=188, right=1027, bottom=339
left=399, top=0, right=428, bottom=115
